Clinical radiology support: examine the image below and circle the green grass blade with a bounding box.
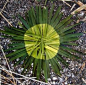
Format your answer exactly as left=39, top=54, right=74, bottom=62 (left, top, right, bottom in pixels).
left=55, top=15, right=72, bottom=29
left=11, top=27, right=25, bottom=33
left=14, top=55, right=27, bottom=66
left=18, top=15, right=30, bottom=29
left=37, top=59, right=41, bottom=79
left=63, top=29, right=76, bottom=35
left=61, top=33, right=82, bottom=39
left=60, top=45, right=83, bottom=55
left=12, top=36, right=24, bottom=40
left=39, top=6, right=42, bottom=24
left=18, top=22, right=27, bottom=30
left=48, top=5, right=54, bottom=24
left=57, top=55, right=69, bottom=67
left=5, top=45, right=25, bottom=51
left=49, top=58, right=61, bottom=75
left=43, top=7, right=48, bottom=23
left=62, top=42, right=78, bottom=46
left=60, top=29, right=76, bottom=36
left=30, top=8, right=36, bottom=25
left=25, top=58, right=35, bottom=74
left=58, top=49, right=72, bottom=59
left=0, top=30, right=19, bottom=36
left=10, top=51, right=27, bottom=61
left=60, top=37, right=79, bottom=43
left=43, top=60, right=48, bottom=82
left=58, top=49, right=80, bottom=59
left=52, top=13, right=63, bottom=28
left=22, top=57, right=34, bottom=73
left=57, top=20, right=73, bottom=33
left=6, top=48, right=25, bottom=57
left=36, top=6, right=39, bottom=24
left=27, top=10, right=33, bottom=27
left=4, top=27, right=23, bottom=35
left=32, top=7, right=36, bottom=20
left=59, top=23, right=80, bottom=34
left=22, top=56, right=30, bottom=67
left=51, top=6, right=61, bottom=24
left=53, top=57, right=62, bottom=70
left=46, top=60, right=50, bottom=77
left=1, top=35, right=12, bottom=38
left=8, top=43, right=24, bottom=47
left=33, top=59, right=39, bottom=73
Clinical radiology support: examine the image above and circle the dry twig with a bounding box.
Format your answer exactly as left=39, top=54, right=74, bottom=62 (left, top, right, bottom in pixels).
left=0, top=66, right=48, bottom=85
left=0, top=45, right=16, bottom=85
left=79, top=61, right=86, bottom=73
left=61, top=0, right=71, bottom=7
left=0, top=0, right=9, bottom=14
left=82, top=78, right=86, bottom=84
left=71, top=4, right=86, bottom=15
left=0, top=13, right=13, bottom=27
left=76, top=1, right=86, bottom=10
left=70, top=3, right=76, bottom=11
left=0, top=0, right=13, bottom=27
left=1, top=74, right=14, bottom=84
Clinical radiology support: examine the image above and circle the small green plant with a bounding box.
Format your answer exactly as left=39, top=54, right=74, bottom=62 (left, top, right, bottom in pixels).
left=0, top=6, right=83, bottom=82
left=37, top=0, right=54, bottom=5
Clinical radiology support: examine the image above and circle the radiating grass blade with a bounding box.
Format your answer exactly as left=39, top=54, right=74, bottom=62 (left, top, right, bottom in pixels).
left=0, top=30, right=19, bottom=36
left=8, top=43, right=24, bottom=47
left=57, top=20, right=73, bottom=33
left=39, top=6, right=42, bottom=24
left=33, top=59, right=39, bottom=73
left=58, top=49, right=80, bottom=59
left=61, top=42, right=78, bottom=46
left=60, top=37, right=79, bottom=43
left=51, top=6, right=61, bottom=24
left=48, top=5, right=54, bottom=24
left=59, top=23, right=80, bottom=34
left=43, top=60, right=48, bottom=82
left=18, top=15, right=30, bottom=29
left=49, top=58, right=61, bottom=75
left=37, top=59, right=41, bottom=79
left=5, top=45, right=25, bottom=51
left=57, top=55, right=69, bottom=67
left=56, top=15, right=72, bottom=29
left=52, top=13, right=63, bottom=28
left=60, top=45, right=83, bottom=55
left=22, top=57, right=34, bottom=74
left=18, top=22, right=27, bottom=30
left=14, top=55, right=27, bottom=66
left=10, top=51, right=27, bottom=61
left=36, top=6, right=39, bottom=24
left=6, top=48, right=25, bottom=57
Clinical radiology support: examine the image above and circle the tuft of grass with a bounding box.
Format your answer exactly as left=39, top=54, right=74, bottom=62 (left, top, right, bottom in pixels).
left=0, top=6, right=83, bottom=82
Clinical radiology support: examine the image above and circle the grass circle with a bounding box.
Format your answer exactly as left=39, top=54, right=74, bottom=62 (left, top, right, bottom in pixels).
left=24, top=24, right=60, bottom=60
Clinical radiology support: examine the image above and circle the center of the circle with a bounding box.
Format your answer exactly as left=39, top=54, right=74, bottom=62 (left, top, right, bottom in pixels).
left=24, top=24, right=60, bottom=60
